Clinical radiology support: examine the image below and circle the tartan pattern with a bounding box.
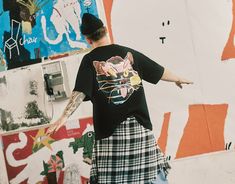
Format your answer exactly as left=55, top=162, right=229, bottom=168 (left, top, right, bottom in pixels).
left=90, top=117, right=170, bottom=184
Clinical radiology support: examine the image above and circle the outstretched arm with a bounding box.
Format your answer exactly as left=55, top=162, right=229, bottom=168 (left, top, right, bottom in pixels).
left=47, top=91, right=86, bottom=134
left=161, top=69, right=193, bottom=88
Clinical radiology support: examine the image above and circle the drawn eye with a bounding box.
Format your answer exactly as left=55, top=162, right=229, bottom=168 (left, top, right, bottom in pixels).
left=123, top=69, right=129, bottom=77
left=162, top=20, right=170, bottom=26
left=88, top=132, right=92, bottom=137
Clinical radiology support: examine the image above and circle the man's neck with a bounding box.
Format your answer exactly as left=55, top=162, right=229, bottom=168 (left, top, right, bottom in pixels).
left=92, top=36, right=111, bottom=49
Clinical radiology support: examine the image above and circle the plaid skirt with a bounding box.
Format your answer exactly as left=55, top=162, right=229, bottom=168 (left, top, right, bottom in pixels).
left=90, top=117, right=171, bottom=184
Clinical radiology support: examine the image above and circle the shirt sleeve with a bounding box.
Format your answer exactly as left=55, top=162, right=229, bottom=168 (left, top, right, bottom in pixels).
left=73, top=54, right=93, bottom=101
left=132, top=49, right=165, bottom=84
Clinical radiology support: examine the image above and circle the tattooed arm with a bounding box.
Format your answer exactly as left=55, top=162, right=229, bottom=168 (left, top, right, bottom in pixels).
left=47, top=91, right=86, bottom=134
left=62, top=91, right=86, bottom=118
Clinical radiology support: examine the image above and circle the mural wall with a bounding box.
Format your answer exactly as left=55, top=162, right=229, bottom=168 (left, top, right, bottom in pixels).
left=1, top=0, right=235, bottom=183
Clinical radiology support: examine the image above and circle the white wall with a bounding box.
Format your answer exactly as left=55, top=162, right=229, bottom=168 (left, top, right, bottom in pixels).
left=111, top=0, right=235, bottom=183
left=111, top=0, right=235, bottom=158
left=168, top=150, right=235, bottom=184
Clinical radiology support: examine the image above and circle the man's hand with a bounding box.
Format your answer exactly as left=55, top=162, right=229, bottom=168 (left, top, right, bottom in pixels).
left=161, top=69, right=194, bottom=88
left=46, top=91, right=85, bottom=135
left=46, top=117, right=67, bottom=135
left=175, top=79, right=194, bottom=89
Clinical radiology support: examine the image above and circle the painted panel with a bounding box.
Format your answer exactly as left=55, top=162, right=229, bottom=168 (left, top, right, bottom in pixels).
left=0, top=0, right=101, bottom=71
left=2, top=117, right=93, bottom=184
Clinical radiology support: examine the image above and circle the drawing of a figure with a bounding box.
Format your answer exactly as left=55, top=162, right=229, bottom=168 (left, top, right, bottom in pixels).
left=63, top=164, right=81, bottom=184
left=41, top=0, right=86, bottom=48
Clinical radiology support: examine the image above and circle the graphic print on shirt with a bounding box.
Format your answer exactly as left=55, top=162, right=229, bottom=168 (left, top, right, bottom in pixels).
left=93, top=52, right=141, bottom=105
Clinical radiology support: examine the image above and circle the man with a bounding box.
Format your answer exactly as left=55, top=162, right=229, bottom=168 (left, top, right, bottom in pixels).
left=47, top=13, right=193, bottom=183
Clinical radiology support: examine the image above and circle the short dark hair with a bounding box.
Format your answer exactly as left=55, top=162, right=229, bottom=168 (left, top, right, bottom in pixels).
left=85, top=27, right=106, bottom=41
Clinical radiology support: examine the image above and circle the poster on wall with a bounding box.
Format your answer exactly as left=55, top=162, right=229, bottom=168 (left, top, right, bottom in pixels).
left=2, top=117, right=94, bottom=184
left=0, top=65, right=51, bottom=132
left=0, top=0, right=103, bottom=71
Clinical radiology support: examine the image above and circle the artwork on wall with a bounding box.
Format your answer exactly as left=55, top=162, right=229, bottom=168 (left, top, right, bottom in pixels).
left=0, top=66, right=51, bottom=132
left=2, top=117, right=94, bottom=184
left=0, top=0, right=103, bottom=71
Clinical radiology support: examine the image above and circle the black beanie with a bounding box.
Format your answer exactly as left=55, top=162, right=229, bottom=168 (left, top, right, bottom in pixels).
left=80, top=13, right=104, bottom=35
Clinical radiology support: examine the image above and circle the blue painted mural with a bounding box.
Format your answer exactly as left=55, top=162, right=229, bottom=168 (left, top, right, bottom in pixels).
left=0, top=0, right=99, bottom=71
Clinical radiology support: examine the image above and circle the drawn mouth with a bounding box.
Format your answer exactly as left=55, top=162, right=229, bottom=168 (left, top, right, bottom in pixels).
left=159, top=37, right=166, bottom=44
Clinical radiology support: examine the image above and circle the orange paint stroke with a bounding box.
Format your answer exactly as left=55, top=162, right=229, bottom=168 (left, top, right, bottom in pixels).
left=103, top=0, right=113, bottom=43
left=102, top=0, right=114, bottom=43
left=222, top=0, right=235, bottom=61
left=175, top=104, right=228, bottom=159
left=157, top=112, right=171, bottom=154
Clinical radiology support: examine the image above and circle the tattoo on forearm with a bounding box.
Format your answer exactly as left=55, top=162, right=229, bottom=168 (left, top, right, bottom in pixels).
left=62, top=91, right=86, bottom=118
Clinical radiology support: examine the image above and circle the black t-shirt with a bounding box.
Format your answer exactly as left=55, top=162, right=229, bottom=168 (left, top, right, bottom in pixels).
left=73, top=44, right=164, bottom=140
